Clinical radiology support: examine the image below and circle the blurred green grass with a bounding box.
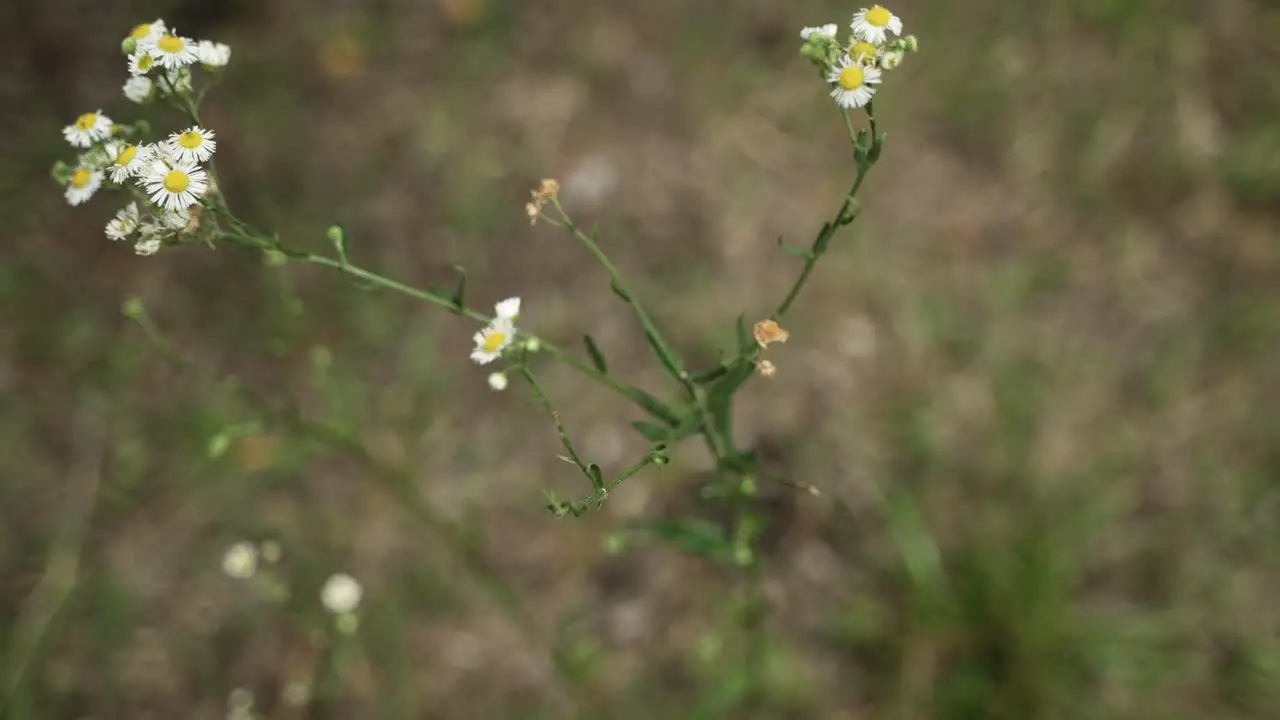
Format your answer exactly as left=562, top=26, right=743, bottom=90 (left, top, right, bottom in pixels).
left=3, top=0, right=1280, bottom=717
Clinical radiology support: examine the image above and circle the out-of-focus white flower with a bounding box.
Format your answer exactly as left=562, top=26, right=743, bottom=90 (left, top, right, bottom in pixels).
left=487, top=372, right=508, bottom=391
left=222, top=541, right=258, bottom=579
left=471, top=318, right=515, bottom=365
left=800, top=24, right=839, bottom=40
left=123, top=76, right=154, bottom=103
left=196, top=40, right=231, bottom=67
left=320, top=573, right=363, bottom=614
left=64, top=166, right=102, bottom=206
left=62, top=111, right=112, bottom=148
left=139, top=157, right=208, bottom=211
left=134, top=236, right=163, bottom=256
left=145, top=32, right=198, bottom=70
left=851, top=5, right=903, bottom=45
left=105, top=203, right=140, bottom=241
left=166, top=126, right=217, bottom=164
left=827, top=55, right=881, bottom=109
left=494, top=297, right=520, bottom=321
left=105, top=141, right=151, bottom=183
left=125, top=19, right=166, bottom=47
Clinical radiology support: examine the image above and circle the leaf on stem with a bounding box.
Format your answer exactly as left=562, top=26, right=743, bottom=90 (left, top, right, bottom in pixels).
left=624, top=387, right=682, bottom=427
left=631, top=420, right=670, bottom=443
left=583, top=334, right=609, bottom=373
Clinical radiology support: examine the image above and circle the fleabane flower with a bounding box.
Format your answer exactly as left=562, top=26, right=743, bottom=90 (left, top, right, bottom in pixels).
left=800, top=24, right=839, bottom=40
left=471, top=317, right=516, bottom=365
left=166, top=126, right=217, bottom=163
left=62, top=111, right=112, bottom=148
left=196, top=40, right=231, bottom=68
left=851, top=6, right=903, bottom=45
left=494, top=297, right=521, bottom=321
left=878, top=49, right=905, bottom=70
left=65, top=166, right=103, bottom=206
left=105, top=141, right=151, bottom=183
left=123, top=76, right=154, bottom=103
left=105, top=203, right=141, bottom=241
left=145, top=31, right=198, bottom=69
left=849, top=41, right=881, bottom=65
left=128, top=49, right=157, bottom=77
left=320, top=573, right=363, bottom=614
left=827, top=55, right=881, bottom=109
left=139, top=156, right=209, bottom=211
left=125, top=19, right=166, bottom=49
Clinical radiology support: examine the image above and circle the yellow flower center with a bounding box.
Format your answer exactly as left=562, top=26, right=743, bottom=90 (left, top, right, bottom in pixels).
left=178, top=131, right=204, bottom=149
left=851, top=42, right=878, bottom=61
left=866, top=6, right=891, bottom=28
left=157, top=35, right=184, bottom=53
left=839, top=66, right=865, bottom=90
left=137, top=54, right=154, bottom=72
left=115, top=145, right=138, bottom=166
left=130, top=23, right=152, bottom=40
left=163, top=169, right=190, bottom=193
left=482, top=331, right=508, bottom=354
left=74, top=112, right=98, bottom=131
left=70, top=168, right=92, bottom=189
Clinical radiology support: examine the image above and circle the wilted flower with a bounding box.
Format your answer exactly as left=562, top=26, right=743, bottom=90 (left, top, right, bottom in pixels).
left=753, top=319, right=790, bottom=348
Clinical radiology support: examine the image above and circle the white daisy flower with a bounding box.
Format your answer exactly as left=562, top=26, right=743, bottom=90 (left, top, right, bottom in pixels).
left=64, top=166, right=103, bottom=206
left=166, top=126, right=216, bottom=163
left=123, top=76, right=154, bottom=103
left=851, top=5, right=903, bottom=45
left=494, top=296, right=521, bottom=321
left=827, top=55, right=881, bottom=109
left=105, top=141, right=151, bottom=183
left=157, top=207, right=192, bottom=231
left=128, top=49, right=157, bottom=77
left=134, top=236, right=162, bottom=256
left=125, top=19, right=166, bottom=47
left=146, top=32, right=198, bottom=70
left=196, top=40, right=231, bottom=67
left=105, top=203, right=141, bottom=241
left=849, top=40, right=881, bottom=65
left=471, top=318, right=516, bottom=365
left=320, top=573, right=363, bottom=614
left=139, top=157, right=209, bottom=211
left=62, top=111, right=112, bottom=148
left=487, top=372, right=508, bottom=391
left=800, top=24, right=839, bottom=40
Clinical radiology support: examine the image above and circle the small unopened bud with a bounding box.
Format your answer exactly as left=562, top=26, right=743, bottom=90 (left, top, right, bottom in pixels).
left=487, top=372, right=508, bottom=391
left=756, top=359, right=777, bottom=378
left=525, top=202, right=540, bottom=225
left=902, top=35, right=919, bottom=53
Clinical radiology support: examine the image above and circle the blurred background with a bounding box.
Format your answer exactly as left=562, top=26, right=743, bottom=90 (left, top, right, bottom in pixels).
left=3, top=0, right=1279, bottom=718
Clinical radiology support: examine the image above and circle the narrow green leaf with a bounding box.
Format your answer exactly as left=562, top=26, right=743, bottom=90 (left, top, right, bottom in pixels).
left=631, top=420, right=670, bottom=443
left=705, top=360, right=756, bottom=440
left=778, top=242, right=814, bottom=260
left=735, top=314, right=753, bottom=354
left=624, top=387, right=682, bottom=427
left=671, top=413, right=706, bottom=442
left=610, top=278, right=631, bottom=303
left=644, top=330, right=685, bottom=382
left=690, top=364, right=729, bottom=385
left=582, top=334, right=609, bottom=373
left=587, top=463, right=605, bottom=492
left=449, top=265, right=467, bottom=312
left=643, top=518, right=734, bottom=559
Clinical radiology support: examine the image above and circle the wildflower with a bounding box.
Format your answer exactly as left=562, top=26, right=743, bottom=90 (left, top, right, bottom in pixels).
left=145, top=31, right=198, bottom=70
left=800, top=24, right=839, bottom=40
left=526, top=177, right=560, bottom=223
left=757, top=359, right=778, bottom=378
left=849, top=41, right=880, bottom=65
left=105, top=141, right=151, bottom=183
left=64, top=166, right=102, bottom=206
left=125, top=19, right=166, bottom=48
left=122, top=76, right=154, bottom=103
left=487, top=372, right=508, bottom=391
left=134, top=236, right=162, bottom=256
left=222, top=541, right=258, bottom=579
left=139, top=156, right=208, bottom=211
left=320, top=573, right=363, bottom=614
left=62, top=111, right=112, bottom=148
left=471, top=317, right=516, bottom=365
left=128, top=49, right=157, bottom=77
left=196, top=40, right=231, bottom=68
left=879, top=49, right=905, bottom=70
left=166, top=126, right=217, bottom=163
left=494, top=297, right=520, bottom=321
left=851, top=5, right=903, bottom=45
left=827, top=55, right=881, bottom=109
left=753, top=319, right=790, bottom=348
left=105, top=203, right=140, bottom=241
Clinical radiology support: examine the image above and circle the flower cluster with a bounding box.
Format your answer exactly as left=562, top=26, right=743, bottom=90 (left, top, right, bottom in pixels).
left=52, top=19, right=229, bottom=256
left=800, top=5, right=918, bottom=109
